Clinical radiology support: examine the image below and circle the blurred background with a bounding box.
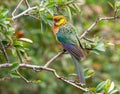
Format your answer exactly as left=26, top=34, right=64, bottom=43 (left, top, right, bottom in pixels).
left=0, top=0, right=120, bottom=94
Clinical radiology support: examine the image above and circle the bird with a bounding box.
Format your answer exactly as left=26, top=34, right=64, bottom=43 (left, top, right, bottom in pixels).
left=53, top=15, right=86, bottom=85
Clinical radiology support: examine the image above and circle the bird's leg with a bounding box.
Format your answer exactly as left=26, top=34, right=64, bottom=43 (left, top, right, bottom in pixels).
left=63, top=49, right=68, bottom=54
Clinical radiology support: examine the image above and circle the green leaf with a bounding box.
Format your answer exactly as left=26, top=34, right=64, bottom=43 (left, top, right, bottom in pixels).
left=45, top=2, right=57, bottom=8
left=1, top=9, right=9, bottom=16
left=46, top=8, right=54, bottom=16
left=115, top=1, right=120, bottom=9
left=35, top=80, right=41, bottom=84
left=6, top=18, right=14, bottom=22
left=3, top=20, right=10, bottom=24
left=91, top=50, right=100, bottom=55
left=14, top=40, right=23, bottom=47
left=108, top=2, right=114, bottom=9
left=72, top=3, right=81, bottom=12
left=16, top=46, right=25, bottom=52
left=89, top=87, right=97, bottom=92
left=105, top=42, right=114, bottom=46
left=11, top=48, right=17, bottom=57
left=6, top=27, right=15, bottom=35
left=41, top=21, right=46, bottom=32
left=40, top=13, right=48, bottom=24
left=109, top=89, right=118, bottom=94
left=104, top=79, right=111, bottom=93
left=96, top=81, right=106, bottom=92
left=0, top=32, right=6, bottom=40
left=85, top=69, right=95, bottom=79
left=0, top=17, right=6, bottom=22
left=10, top=72, right=20, bottom=78
left=66, top=6, right=72, bottom=21
left=10, top=62, right=19, bottom=71
left=108, top=82, right=115, bottom=93
left=94, top=42, right=105, bottom=52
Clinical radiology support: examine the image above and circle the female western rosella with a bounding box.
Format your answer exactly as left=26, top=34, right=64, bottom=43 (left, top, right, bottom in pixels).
left=53, top=15, right=86, bottom=85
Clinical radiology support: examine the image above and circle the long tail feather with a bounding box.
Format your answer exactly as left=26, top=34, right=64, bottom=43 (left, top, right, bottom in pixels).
left=71, top=55, right=85, bottom=85
left=62, top=43, right=85, bottom=85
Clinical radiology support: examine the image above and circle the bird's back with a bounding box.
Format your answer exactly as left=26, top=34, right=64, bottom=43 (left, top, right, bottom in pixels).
left=56, top=23, right=78, bottom=45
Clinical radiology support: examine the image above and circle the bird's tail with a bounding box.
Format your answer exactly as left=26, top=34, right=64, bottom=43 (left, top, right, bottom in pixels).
left=62, top=43, right=85, bottom=85
left=71, top=55, right=85, bottom=85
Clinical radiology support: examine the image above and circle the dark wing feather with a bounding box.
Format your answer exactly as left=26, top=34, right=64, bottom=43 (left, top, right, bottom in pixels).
left=71, top=55, right=85, bottom=85
left=62, top=43, right=83, bottom=61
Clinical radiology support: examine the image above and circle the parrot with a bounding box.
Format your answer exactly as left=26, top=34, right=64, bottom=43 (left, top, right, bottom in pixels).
left=53, top=15, right=86, bottom=85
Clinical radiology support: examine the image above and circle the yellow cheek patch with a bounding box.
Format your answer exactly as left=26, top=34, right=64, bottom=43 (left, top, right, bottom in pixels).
left=56, top=19, right=66, bottom=26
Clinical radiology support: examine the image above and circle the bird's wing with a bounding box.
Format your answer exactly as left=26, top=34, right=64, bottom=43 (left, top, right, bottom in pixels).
left=56, top=23, right=85, bottom=60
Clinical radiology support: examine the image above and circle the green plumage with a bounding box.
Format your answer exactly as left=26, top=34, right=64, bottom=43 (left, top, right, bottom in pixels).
left=56, top=23, right=85, bottom=85
left=56, top=23, right=78, bottom=45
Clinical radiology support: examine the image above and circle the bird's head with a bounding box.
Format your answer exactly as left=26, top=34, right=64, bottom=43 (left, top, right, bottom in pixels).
left=53, top=16, right=67, bottom=26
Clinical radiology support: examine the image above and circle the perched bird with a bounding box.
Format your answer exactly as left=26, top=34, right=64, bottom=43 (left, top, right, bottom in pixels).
left=53, top=15, right=86, bottom=85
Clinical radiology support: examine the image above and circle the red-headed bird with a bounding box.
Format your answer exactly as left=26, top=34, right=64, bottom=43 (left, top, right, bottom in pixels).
left=53, top=15, right=86, bottom=85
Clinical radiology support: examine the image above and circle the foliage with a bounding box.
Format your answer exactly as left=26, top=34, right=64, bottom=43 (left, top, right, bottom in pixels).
left=0, top=0, right=120, bottom=94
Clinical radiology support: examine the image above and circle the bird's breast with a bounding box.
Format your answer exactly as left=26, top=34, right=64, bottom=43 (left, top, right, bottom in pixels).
left=53, top=25, right=59, bottom=35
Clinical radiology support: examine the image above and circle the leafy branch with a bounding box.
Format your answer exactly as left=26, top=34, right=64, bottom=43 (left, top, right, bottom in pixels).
left=0, top=63, right=88, bottom=92
left=79, top=16, right=120, bottom=40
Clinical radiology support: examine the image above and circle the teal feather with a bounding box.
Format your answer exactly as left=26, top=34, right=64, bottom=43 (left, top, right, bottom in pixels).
left=71, top=55, right=85, bottom=85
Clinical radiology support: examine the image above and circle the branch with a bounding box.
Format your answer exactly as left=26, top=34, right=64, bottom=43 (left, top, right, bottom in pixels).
left=0, top=41, right=10, bottom=63
left=44, top=50, right=65, bottom=68
left=16, top=70, right=31, bottom=83
left=16, top=48, right=23, bottom=63
left=24, top=13, right=41, bottom=21
left=12, top=0, right=45, bottom=20
left=12, top=0, right=24, bottom=17
left=12, top=6, right=37, bottom=20
left=12, top=6, right=45, bottom=20
left=0, top=63, right=88, bottom=92
left=25, top=0, right=30, bottom=8
left=79, top=16, right=120, bottom=39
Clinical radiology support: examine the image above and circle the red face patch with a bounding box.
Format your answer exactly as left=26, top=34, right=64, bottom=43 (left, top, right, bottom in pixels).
left=53, top=16, right=58, bottom=22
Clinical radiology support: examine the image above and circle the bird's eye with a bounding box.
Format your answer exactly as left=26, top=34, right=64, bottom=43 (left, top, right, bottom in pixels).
left=57, top=18, right=61, bottom=22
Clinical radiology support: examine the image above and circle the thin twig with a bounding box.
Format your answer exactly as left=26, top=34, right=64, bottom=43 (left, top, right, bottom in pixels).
left=0, top=77, right=11, bottom=82
left=0, top=63, right=88, bottom=92
left=114, top=8, right=118, bottom=18
left=44, top=50, right=65, bottom=68
left=83, top=37, right=94, bottom=43
left=16, top=70, right=31, bottom=83
left=12, top=0, right=24, bottom=17
left=79, top=16, right=120, bottom=40
left=40, top=0, right=45, bottom=7
left=24, top=13, right=41, bottom=21
left=0, top=41, right=10, bottom=63
left=25, top=0, right=30, bottom=8
left=16, top=49, right=23, bottom=63
left=12, top=6, right=37, bottom=20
